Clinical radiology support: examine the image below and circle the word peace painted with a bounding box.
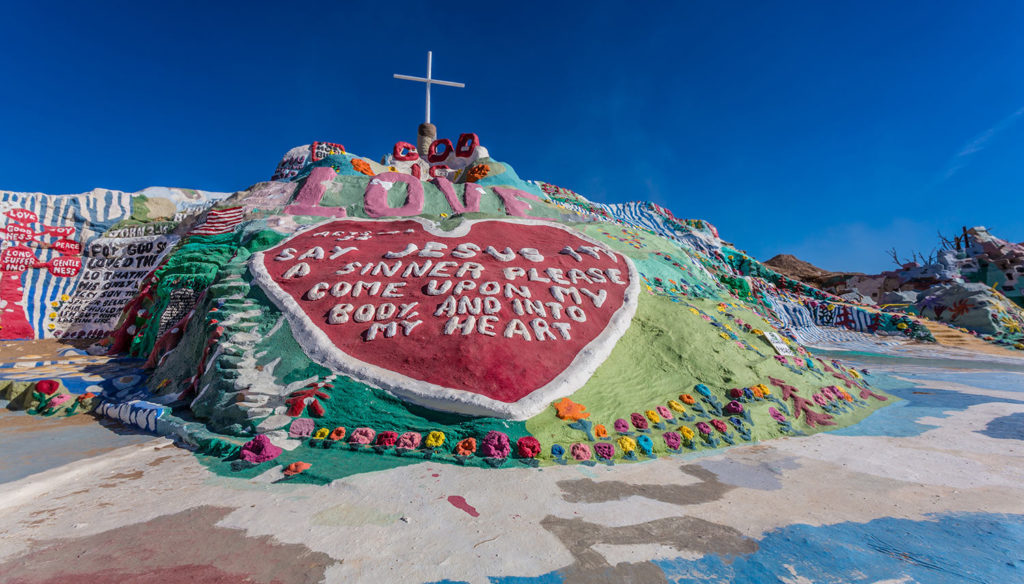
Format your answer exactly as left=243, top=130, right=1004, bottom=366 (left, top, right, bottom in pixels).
left=252, top=218, right=639, bottom=419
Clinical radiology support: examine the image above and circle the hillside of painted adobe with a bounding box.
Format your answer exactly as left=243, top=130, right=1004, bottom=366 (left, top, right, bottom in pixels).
left=0, top=134, right=923, bottom=481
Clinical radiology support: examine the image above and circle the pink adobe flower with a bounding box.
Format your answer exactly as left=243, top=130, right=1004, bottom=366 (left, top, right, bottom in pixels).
left=480, top=431, right=511, bottom=458
left=613, top=418, right=630, bottom=432
left=813, top=393, right=828, bottom=406
left=769, top=407, right=787, bottom=423
left=711, top=419, right=729, bottom=433
left=696, top=422, right=713, bottom=435
left=396, top=432, right=422, bottom=449
left=656, top=405, right=673, bottom=420
left=348, top=427, right=376, bottom=444
left=774, top=355, right=788, bottom=365
left=570, top=443, right=592, bottom=461
left=239, top=434, right=282, bottom=464
left=48, top=394, right=72, bottom=408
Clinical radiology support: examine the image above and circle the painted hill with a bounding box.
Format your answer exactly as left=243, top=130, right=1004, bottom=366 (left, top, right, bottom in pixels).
left=0, top=134, right=920, bottom=482
left=764, top=230, right=1024, bottom=351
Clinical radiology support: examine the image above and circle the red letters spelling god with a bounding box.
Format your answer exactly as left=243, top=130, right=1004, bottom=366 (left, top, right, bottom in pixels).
left=251, top=218, right=639, bottom=419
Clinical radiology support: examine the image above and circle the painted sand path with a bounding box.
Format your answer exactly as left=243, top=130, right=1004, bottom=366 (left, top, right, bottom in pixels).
left=1, top=346, right=1022, bottom=584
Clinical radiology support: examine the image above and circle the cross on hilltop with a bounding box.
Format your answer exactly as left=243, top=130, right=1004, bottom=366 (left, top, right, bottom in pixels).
left=394, top=51, right=465, bottom=125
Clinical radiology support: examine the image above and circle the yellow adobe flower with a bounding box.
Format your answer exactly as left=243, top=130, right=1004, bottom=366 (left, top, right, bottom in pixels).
left=752, top=329, right=764, bottom=335
left=760, top=384, right=771, bottom=396
left=60, top=294, right=70, bottom=302
left=680, top=426, right=695, bottom=440
left=425, top=431, right=445, bottom=448
left=47, top=323, right=56, bottom=330
left=645, top=409, right=661, bottom=424
left=848, top=369, right=861, bottom=378
left=617, top=436, right=637, bottom=453
left=668, top=400, right=686, bottom=413
left=688, top=308, right=699, bottom=315
left=50, top=301, right=60, bottom=308
left=313, top=428, right=329, bottom=439
left=720, top=332, right=730, bottom=340
left=48, top=312, right=57, bottom=319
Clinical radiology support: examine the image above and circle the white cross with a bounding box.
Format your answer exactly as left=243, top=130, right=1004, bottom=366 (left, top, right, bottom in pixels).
left=393, top=51, right=465, bottom=125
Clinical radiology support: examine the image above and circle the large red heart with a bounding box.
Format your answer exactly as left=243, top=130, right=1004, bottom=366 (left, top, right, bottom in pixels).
left=251, top=218, right=638, bottom=419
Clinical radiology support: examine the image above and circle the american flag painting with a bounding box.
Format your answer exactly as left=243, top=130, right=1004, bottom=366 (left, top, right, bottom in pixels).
left=190, top=207, right=244, bottom=236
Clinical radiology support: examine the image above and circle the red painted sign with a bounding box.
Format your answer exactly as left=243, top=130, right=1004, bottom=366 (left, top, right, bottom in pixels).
left=1, top=224, right=35, bottom=241
left=5, top=208, right=38, bottom=224
left=252, top=218, right=638, bottom=418
left=53, top=238, right=82, bottom=255
left=47, top=256, right=81, bottom=277
left=0, top=245, right=37, bottom=272
left=43, top=225, right=76, bottom=238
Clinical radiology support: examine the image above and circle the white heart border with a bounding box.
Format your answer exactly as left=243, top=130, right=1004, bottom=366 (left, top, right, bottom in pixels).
left=249, top=217, right=639, bottom=420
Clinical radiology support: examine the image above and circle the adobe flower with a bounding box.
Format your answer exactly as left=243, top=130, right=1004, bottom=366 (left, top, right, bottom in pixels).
left=396, top=432, right=422, bottom=450
left=36, top=380, right=60, bottom=396
left=516, top=436, right=541, bottom=458
left=375, top=431, right=398, bottom=446
left=644, top=410, right=661, bottom=424
left=48, top=394, right=72, bottom=408
left=617, top=436, right=637, bottom=453
left=711, top=419, right=729, bottom=434
left=637, top=434, right=654, bottom=455
left=348, top=427, right=376, bottom=445
left=313, top=427, right=329, bottom=440
left=551, top=444, right=565, bottom=458
left=570, top=443, right=592, bottom=461
left=696, top=422, right=713, bottom=435
left=724, top=401, right=744, bottom=415
left=425, top=431, right=446, bottom=448
left=769, top=407, right=787, bottom=423
left=283, top=461, right=311, bottom=476
left=329, top=427, right=346, bottom=441
left=239, top=434, right=283, bottom=464
left=680, top=394, right=696, bottom=405
left=480, top=431, right=511, bottom=458
left=663, top=431, right=682, bottom=449
left=454, top=438, right=476, bottom=456
left=594, top=442, right=615, bottom=460
left=656, top=405, right=674, bottom=420
left=751, top=385, right=764, bottom=398
left=594, top=424, right=608, bottom=438
left=630, top=413, right=649, bottom=430
left=729, top=388, right=744, bottom=399
left=668, top=400, right=686, bottom=412
left=813, top=393, right=828, bottom=406
left=680, top=426, right=695, bottom=440
left=613, top=418, right=630, bottom=433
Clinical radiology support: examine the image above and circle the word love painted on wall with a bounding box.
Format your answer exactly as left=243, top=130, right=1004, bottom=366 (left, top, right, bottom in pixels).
left=251, top=218, right=639, bottom=419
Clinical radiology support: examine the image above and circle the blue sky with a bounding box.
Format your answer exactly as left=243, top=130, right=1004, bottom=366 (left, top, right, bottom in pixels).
left=1, top=1, right=1022, bottom=273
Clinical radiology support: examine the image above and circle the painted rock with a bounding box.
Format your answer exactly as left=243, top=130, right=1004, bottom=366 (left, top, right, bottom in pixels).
left=251, top=218, right=639, bottom=419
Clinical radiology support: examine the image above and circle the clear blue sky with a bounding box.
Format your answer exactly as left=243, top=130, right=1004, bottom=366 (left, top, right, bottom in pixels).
left=2, top=1, right=1022, bottom=273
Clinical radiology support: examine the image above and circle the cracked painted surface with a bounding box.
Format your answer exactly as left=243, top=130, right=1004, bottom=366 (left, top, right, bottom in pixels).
left=1, top=349, right=1023, bottom=583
